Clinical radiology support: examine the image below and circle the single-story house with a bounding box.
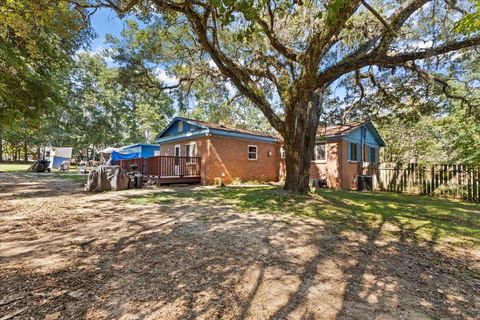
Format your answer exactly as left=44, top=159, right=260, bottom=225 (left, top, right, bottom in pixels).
left=154, top=117, right=386, bottom=190
left=121, top=143, right=160, bottom=158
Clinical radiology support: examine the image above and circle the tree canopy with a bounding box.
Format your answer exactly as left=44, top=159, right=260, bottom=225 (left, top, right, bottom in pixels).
left=67, top=0, right=480, bottom=193
left=0, top=0, right=91, bottom=123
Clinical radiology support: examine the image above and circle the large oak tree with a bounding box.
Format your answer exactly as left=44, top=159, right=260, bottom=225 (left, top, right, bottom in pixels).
left=74, top=0, right=480, bottom=193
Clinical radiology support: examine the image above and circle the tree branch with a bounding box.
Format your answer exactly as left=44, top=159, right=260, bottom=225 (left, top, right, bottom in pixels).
left=360, top=0, right=397, bottom=36
left=318, top=36, right=480, bottom=86
left=375, top=0, right=432, bottom=54
left=402, top=62, right=473, bottom=107
left=304, top=0, right=362, bottom=68
left=257, top=18, right=299, bottom=62
left=102, top=0, right=139, bottom=14
left=152, top=1, right=285, bottom=134
left=378, top=36, right=480, bottom=67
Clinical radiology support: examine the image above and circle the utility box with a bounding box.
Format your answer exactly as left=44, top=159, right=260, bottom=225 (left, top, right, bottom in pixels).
left=311, top=178, right=328, bottom=188
left=357, top=175, right=373, bottom=191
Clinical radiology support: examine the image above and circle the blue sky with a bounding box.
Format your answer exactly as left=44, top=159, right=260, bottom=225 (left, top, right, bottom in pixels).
left=89, top=8, right=124, bottom=52
left=88, top=9, right=179, bottom=85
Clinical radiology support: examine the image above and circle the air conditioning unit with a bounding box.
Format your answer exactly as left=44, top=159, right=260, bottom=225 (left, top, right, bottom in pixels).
left=311, top=178, right=328, bottom=188
left=357, top=175, right=373, bottom=191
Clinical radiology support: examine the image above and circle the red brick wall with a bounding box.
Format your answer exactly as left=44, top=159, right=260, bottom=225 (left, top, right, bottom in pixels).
left=273, top=138, right=359, bottom=190
left=159, top=135, right=363, bottom=189
left=205, top=136, right=280, bottom=184
left=309, top=140, right=342, bottom=189
left=159, top=135, right=281, bottom=185
left=339, top=139, right=360, bottom=190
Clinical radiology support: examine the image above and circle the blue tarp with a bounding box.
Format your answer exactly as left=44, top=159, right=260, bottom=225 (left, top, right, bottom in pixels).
left=111, top=151, right=140, bottom=164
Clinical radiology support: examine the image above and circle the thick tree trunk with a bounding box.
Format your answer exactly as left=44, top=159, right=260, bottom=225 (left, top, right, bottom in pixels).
left=283, top=89, right=324, bottom=194
left=0, top=134, right=3, bottom=162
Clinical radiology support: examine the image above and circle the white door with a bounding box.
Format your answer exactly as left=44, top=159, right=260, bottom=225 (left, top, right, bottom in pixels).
left=174, top=145, right=180, bottom=175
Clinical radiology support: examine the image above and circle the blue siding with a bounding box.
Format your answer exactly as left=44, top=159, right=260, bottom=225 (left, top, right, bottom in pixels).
left=157, top=117, right=277, bottom=144
left=344, top=123, right=384, bottom=162
left=162, top=120, right=204, bottom=137
left=156, top=129, right=209, bottom=143
left=344, top=125, right=383, bottom=148
left=122, top=144, right=160, bottom=158
left=141, top=145, right=159, bottom=158
left=346, top=128, right=377, bottom=145
left=364, top=128, right=380, bottom=146
left=122, top=146, right=141, bottom=154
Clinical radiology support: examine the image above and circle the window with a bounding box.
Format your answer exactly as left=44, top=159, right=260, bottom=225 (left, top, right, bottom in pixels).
left=185, top=142, right=196, bottom=157
left=368, top=146, right=377, bottom=163
left=280, top=145, right=285, bottom=159
left=312, top=143, right=326, bottom=161
left=178, top=121, right=183, bottom=132
left=248, top=145, right=258, bottom=160
left=348, top=142, right=358, bottom=161
left=174, top=144, right=180, bottom=157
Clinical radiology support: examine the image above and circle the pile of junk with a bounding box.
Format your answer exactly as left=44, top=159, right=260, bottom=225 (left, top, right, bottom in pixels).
left=85, top=164, right=144, bottom=192
left=27, top=159, right=51, bottom=172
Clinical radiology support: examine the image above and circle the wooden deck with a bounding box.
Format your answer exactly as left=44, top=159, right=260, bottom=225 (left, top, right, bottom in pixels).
left=118, top=155, right=201, bottom=185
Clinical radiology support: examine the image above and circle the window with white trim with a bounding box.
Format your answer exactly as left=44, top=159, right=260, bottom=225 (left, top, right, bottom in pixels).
left=312, top=143, right=326, bottom=161
left=280, top=145, right=285, bottom=159
left=248, top=145, right=258, bottom=160
left=178, top=121, right=183, bottom=132
left=185, top=142, right=196, bottom=157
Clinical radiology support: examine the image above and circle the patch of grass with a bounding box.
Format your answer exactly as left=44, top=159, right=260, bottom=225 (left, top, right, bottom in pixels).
left=132, top=186, right=480, bottom=246
left=0, top=163, right=31, bottom=172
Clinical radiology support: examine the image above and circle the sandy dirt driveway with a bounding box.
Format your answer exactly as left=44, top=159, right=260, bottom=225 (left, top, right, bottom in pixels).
left=0, top=173, right=479, bottom=320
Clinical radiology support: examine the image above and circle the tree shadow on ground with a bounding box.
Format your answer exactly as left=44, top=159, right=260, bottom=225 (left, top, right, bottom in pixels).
left=0, top=172, right=86, bottom=200
left=1, top=181, right=479, bottom=319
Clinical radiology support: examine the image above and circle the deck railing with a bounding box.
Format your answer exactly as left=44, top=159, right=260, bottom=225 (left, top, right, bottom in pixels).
left=117, top=158, right=144, bottom=173
left=118, top=155, right=201, bottom=178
